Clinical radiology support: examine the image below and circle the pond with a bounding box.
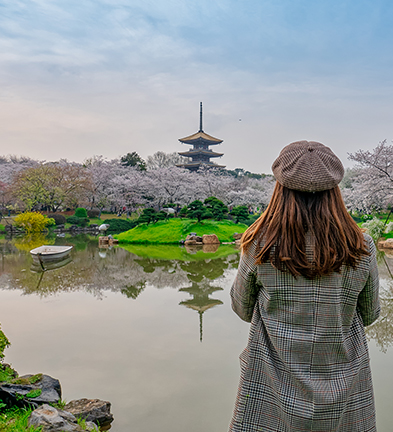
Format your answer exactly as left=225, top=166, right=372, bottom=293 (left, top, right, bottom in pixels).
left=0, top=235, right=392, bottom=432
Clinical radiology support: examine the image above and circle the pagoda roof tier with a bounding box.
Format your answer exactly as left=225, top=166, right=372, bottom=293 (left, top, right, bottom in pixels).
left=178, top=150, right=224, bottom=158
left=176, top=162, right=226, bottom=169
left=179, top=131, right=223, bottom=145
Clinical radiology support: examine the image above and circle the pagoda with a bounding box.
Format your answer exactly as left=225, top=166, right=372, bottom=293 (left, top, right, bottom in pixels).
left=177, top=102, right=225, bottom=171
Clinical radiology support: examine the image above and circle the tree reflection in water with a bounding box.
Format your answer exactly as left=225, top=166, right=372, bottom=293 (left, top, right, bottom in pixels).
left=366, top=249, right=393, bottom=352
left=0, top=237, right=239, bottom=340
left=3, top=235, right=393, bottom=351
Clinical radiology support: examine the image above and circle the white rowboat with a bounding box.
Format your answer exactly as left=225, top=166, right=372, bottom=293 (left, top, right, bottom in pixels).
left=30, top=245, right=73, bottom=260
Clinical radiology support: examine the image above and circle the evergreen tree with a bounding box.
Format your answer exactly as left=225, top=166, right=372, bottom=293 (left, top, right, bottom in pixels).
left=120, top=152, right=147, bottom=171
left=230, top=205, right=249, bottom=224
left=187, top=200, right=211, bottom=222
left=204, top=196, right=228, bottom=221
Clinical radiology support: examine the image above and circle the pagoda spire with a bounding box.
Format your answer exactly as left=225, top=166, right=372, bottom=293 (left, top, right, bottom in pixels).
left=199, top=102, right=203, bottom=132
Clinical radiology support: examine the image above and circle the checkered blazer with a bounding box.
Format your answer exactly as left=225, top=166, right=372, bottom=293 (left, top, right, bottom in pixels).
left=229, top=234, right=380, bottom=432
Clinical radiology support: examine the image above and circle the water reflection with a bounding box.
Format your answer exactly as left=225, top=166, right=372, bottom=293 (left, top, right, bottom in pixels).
left=366, top=249, right=393, bottom=352
left=180, top=282, right=223, bottom=342
left=2, top=235, right=393, bottom=351
left=1, top=236, right=393, bottom=432
left=0, top=236, right=240, bottom=340
left=14, top=233, right=56, bottom=253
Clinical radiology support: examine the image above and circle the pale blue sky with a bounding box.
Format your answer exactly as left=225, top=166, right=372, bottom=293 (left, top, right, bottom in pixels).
left=1, top=0, right=392, bottom=172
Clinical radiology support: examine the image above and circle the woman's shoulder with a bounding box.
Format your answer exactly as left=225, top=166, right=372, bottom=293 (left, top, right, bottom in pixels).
left=362, top=233, right=375, bottom=251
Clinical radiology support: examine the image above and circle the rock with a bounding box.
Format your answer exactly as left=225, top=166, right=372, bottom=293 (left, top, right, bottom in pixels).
left=378, top=238, right=393, bottom=249
left=89, top=224, right=99, bottom=228
left=64, top=398, right=114, bottom=428
left=232, top=232, right=243, bottom=240
left=185, top=239, right=197, bottom=245
left=202, top=234, right=220, bottom=244
left=0, top=374, right=61, bottom=408
left=28, top=404, right=98, bottom=432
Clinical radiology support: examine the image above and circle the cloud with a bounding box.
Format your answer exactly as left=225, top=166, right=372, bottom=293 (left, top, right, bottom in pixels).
left=0, top=0, right=393, bottom=172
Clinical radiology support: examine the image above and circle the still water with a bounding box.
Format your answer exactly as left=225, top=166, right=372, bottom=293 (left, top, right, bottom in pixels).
left=0, top=235, right=392, bottom=431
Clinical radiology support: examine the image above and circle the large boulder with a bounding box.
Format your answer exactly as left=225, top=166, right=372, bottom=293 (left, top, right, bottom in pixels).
left=378, top=238, right=393, bottom=249
left=202, top=234, right=220, bottom=244
left=0, top=374, right=61, bottom=408
left=28, top=404, right=98, bottom=432
left=185, top=234, right=203, bottom=242
left=64, top=399, right=114, bottom=428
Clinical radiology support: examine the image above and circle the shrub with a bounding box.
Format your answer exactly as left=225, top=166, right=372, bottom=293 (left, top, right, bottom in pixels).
left=137, top=208, right=157, bottom=225
left=14, top=212, right=55, bottom=233
left=242, top=213, right=262, bottom=226
left=187, top=200, right=212, bottom=222
left=204, top=197, right=228, bottom=220
left=74, top=207, right=88, bottom=218
left=179, top=206, right=188, bottom=218
left=0, top=324, right=10, bottom=361
left=362, top=217, right=385, bottom=243
left=67, top=216, right=89, bottom=227
left=105, top=219, right=137, bottom=232
left=351, top=214, right=362, bottom=223
left=87, top=209, right=100, bottom=218
left=230, top=206, right=249, bottom=224
left=48, top=213, right=67, bottom=225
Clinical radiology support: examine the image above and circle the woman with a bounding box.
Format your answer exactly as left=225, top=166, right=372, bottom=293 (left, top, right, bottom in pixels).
left=229, top=141, right=380, bottom=432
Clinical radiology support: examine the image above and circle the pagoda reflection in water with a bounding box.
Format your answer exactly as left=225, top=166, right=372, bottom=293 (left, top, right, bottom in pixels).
left=178, top=258, right=229, bottom=342
left=180, top=282, right=223, bottom=342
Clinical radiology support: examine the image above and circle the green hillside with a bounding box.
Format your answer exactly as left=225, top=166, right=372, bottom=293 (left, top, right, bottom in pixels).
left=115, top=218, right=247, bottom=244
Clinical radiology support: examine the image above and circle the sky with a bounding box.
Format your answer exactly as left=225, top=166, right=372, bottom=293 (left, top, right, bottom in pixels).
left=0, top=0, right=393, bottom=174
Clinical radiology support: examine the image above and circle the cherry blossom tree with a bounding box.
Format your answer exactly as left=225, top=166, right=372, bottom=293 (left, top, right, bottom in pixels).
left=146, top=151, right=189, bottom=170
left=12, top=162, right=91, bottom=211
left=346, top=140, right=393, bottom=212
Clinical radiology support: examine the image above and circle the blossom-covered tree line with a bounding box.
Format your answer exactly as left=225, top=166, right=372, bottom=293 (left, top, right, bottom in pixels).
left=2, top=140, right=392, bottom=217
left=0, top=152, right=276, bottom=214
left=342, top=140, right=393, bottom=214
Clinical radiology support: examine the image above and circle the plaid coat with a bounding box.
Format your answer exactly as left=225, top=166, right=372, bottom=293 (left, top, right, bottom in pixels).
left=229, top=234, right=380, bottom=432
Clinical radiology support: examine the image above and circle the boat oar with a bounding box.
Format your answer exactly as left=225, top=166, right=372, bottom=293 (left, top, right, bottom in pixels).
left=37, top=253, right=46, bottom=272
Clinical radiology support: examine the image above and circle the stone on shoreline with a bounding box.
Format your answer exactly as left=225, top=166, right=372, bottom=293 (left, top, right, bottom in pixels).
left=0, top=374, right=61, bottom=408
left=202, top=234, right=220, bottom=244
left=28, top=404, right=98, bottom=432
left=378, top=238, right=393, bottom=249
left=232, top=232, right=243, bottom=240
left=64, top=398, right=114, bottom=428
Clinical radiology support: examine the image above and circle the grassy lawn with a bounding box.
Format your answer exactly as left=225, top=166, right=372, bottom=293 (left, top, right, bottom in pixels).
left=115, top=218, right=247, bottom=244
left=61, top=214, right=134, bottom=229
left=89, top=214, right=133, bottom=223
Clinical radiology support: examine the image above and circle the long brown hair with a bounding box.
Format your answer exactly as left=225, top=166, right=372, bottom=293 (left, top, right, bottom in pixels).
left=242, top=183, right=368, bottom=278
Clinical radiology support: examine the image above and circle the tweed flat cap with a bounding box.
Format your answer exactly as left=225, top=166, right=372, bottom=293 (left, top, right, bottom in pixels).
left=272, top=140, right=344, bottom=192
